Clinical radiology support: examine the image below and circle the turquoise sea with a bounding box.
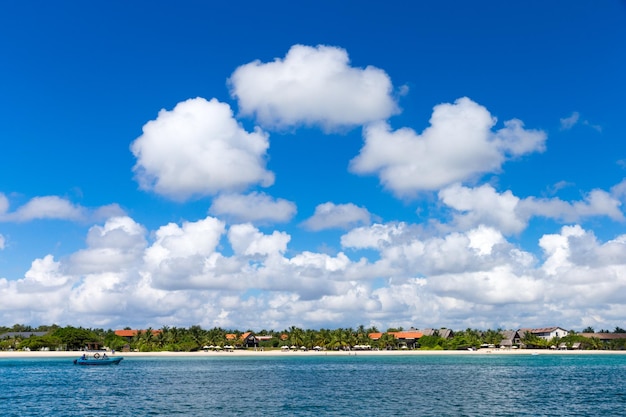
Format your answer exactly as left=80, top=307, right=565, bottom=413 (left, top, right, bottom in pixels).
left=1, top=354, right=625, bottom=416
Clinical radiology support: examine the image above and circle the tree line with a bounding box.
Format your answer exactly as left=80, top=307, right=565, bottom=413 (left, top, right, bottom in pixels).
left=2, top=324, right=626, bottom=352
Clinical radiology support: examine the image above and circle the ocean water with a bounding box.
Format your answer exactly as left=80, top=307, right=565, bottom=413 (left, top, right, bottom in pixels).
left=1, top=354, right=625, bottom=416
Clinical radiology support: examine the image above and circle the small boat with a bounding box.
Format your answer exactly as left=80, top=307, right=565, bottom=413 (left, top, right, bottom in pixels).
left=73, top=352, right=124, bottom=366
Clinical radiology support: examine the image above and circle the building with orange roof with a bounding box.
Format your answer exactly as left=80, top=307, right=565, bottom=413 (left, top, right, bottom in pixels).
left=368, top=330, right=424, bottom=349
left=225, top=332, right=259, bottom=348
left=114, top=329, right=162, bottom=342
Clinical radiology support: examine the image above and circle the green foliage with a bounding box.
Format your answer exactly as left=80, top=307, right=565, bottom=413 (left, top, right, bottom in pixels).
left=4, top=322, right=626, bottom=352
left=51, top=326, right=99, bottom=350
left=103, top=332, right=129, bottom=351
left=444, top=329, right=482, bottom=350
left=482, top=329, right=504, bottom=346
left=19, top=334, right=62, bottom=351
left=417, top=335, right=444, bottom=349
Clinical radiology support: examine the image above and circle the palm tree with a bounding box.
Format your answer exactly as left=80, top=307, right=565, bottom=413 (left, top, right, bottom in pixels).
left=483, top=329, right=503, bottom=346
left=378, top=332, right=396, bottom=350
left=139, top=327, right=155, bottom=351
left=356, top=325, right=370, bottom=346
left=315, top=328, right=332, bottom=349
left=288, top=326, right=304, bottom=348
left=154, top=328, right=167, bottom=350
left=188, top=325, right=205, bottom=350
left=301, top=330, right=315, bottom=350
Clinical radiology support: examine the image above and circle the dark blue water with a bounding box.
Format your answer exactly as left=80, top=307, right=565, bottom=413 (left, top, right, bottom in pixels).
left=1, top=354, right=625, bottom=416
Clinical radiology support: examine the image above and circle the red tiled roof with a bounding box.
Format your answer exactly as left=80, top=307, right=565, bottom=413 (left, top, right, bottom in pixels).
left=115, top=330, right=137, bottom=337
left=225, top=332, right=255, bottom=342
left=393, top=331, right=423, bottom=339
left=368, top=331, right=423, bottom=340
left=114, top=329, right=161, bottom=337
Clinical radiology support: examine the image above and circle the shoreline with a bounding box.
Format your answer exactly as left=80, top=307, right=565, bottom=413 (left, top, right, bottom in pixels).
left=2, top=348, right=626, bottom=359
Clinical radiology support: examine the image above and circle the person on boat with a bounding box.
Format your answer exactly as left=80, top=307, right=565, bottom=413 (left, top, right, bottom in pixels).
left=81, top=354, right=86, bottom=360
left=102, top=353, right=108, bottom=359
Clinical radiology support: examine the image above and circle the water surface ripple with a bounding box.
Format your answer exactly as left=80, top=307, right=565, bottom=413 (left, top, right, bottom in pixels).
left=2, top=354, right=625, bottom=416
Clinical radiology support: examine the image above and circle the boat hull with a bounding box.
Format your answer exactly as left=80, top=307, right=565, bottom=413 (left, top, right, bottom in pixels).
left=73, top=357, right=124, bottom=366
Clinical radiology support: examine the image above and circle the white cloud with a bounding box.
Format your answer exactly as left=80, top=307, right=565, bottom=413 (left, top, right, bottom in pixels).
left=519, top=189, right=624, bottom=222
left=466, top=225, right=506, bottom=256
left=0, top=234, right=4, bottom=250
left=302, top=202, right=372, bottom=231
left=350, top=97, right=546, bottom=196
left=68, top=216, right=147, bottom=275
left=439, top=184, right=526, bottom=234
left=559, top=111, right=602, bottom=132
left=341, top=222, right=408, bottom=250
left=131, top=97, right=274, bottom=201
left=3, top=212, right=626, bottom=331
left=439, top=183, right=624, bottom=235
left=0, top=194, right=85, bottom=222
left=0, top=194, right=8, bottom=214
left=560, top=111, right=580, bottom=130
left=0, top=255, right=74, bottom=324
left=228, top=223, right=290, bottom=256
left=144, top=216, right=225, bottom=269
left=0, top=193, right=125, bottom=223
left=209, top=192, right=296, bottom=224
left=229, top=44, right=399, bottom=130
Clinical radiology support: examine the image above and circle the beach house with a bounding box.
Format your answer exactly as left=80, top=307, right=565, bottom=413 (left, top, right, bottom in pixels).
left=523, top=327, right=569, bottom=340
left=225, top=332, right=259, bottom=348
left=368, top=330, right=424, bottom=349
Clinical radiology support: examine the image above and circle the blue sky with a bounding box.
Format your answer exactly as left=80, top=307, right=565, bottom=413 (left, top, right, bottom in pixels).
left=1, top=1, right=626, bottom=331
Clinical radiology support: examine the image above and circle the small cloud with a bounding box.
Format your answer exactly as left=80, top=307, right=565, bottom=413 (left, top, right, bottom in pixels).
left=547, top=181, right=573, bottom=195
left=0, top=234, right=5, bottom=250
left=583, top=120, right=602, bottom=133
left=0, top=193, right=125, bottom=224
left=397, top=84, right=410, bottom=97
left=302, top=202, right=372, bottom=231
left=560, top=111, right=601, bottom=132
left=0, top=194, right=85, bottom=222
left=560, top=112, right=580, bottom=130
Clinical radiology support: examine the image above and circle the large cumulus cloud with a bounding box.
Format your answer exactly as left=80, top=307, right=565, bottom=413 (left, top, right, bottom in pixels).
left=228, top=44, right=399, bottom=130
left=131, top=98, right=274, bottom=201
left=350, top=97, right=547, bottom=196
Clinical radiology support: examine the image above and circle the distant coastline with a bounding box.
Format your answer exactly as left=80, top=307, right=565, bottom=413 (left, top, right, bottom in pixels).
left=2, top=348, right=626, bottom=359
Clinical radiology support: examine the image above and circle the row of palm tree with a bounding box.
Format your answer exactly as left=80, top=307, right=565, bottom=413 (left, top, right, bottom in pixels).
left=4, top=324, right=626, bottom=352
left=119, top=326, right=510, bottom=352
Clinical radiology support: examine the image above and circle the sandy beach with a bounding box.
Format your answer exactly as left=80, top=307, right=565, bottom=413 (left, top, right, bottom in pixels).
left=1, top=348, right=625, bottom=359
